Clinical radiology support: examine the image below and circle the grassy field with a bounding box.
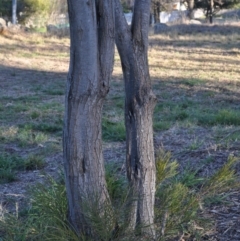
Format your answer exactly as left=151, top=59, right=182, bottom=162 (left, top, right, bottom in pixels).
left=0, top=24, right=240, bottom=240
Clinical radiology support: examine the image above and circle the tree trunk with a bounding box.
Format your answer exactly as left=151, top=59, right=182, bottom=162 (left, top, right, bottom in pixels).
left=153, top=1, right=160, bottom=24
left=115, top=0, right=156, bottom=238
left=63, top=0, right=114, bottom=236
left=12, top=0, right=17, bottom=25
left=209, top=0, right=214, bottom=23
left=188, top=0, right=194, bottom=19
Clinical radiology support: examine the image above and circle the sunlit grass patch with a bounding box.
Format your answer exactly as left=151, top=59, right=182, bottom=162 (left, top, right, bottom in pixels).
left=0, top=153, right=46, bottom=184
left=17, top=127, right=49, bottom=147
left=215, top=109, right=240, bottom=125
left=0, top=125, right=49, bottom=146
left=180, top=78, right=207, bottom=87
left=198, top=109, right=240, bottom=126
left=0, top=126, right=19, bottom=141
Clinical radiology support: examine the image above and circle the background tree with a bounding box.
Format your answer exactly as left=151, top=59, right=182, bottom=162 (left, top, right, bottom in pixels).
left=0, top=0, right=67, bottom=23
left=194, top=0, right=240, bottom=23
left=152, top=0, right=161, bottom=23
left=120, top=0, right=134, bottom=12
left=12, top=0, right=17, bottom=24
left=150, top=0, right=182, bottom=23
left=63, top=0, right=115, bottom=237
left=115, top=0, right=157, bottom=237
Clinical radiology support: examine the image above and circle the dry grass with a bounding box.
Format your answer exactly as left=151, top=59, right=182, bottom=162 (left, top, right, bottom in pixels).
left=0, top=24, right=240, bottom=240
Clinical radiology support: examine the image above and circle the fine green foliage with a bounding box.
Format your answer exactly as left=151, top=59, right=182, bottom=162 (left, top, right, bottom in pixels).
left=24, top=155, right=45, bottom=170
left=0, top=153, right=45, bottom=184
left=177, top=166, right=204, bottom=188
left=154, top=149, right=239, bottom=240
left=0, top=151, right=238, bottom=240
left=102, top=118, right=125, bottom=142
left=155, top=149, right=178, bottom=185
left=0, top=153, right=24, bottom=183
left=204, top=193, right=230, bottom=206
left=153, top=121, right=171, bottom=131
left=0, top=177, right=71, bottom=241
left=156, top=182, right=200, bottom=239
left=105, top=163, right=127, bottom=202
left=201, top=155, right=239, bottom=196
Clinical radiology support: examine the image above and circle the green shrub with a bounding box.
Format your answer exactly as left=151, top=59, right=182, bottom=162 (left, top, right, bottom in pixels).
left=155, top=150, right=239, bottom=240
left=0, top=151, right=238, bottom=240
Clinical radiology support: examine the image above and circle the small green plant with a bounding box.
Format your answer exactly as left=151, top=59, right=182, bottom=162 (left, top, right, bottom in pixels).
left=202, top=156, right=215, bottom=164
left=155, top=149, right=178, bottom=185
left=201, top=155, right=239, bottom=196
left=0, top=153, right=46, bottom=184
left=0, top=151, right=238, bottom=240
left=188, top=138, right=203, bottom=151
left=105, top=163, right=126, bottom=202
left=156, top=182, right=200, bottom=238
left=102, top=118, right=125, bottom=142
left=24, top=155, right=45, bottom=170
left=0, top=153, right=24, bottom=184
left=177, top=166, right=204, bottom=188
left=181, top=79, right=206, bottom=87
left=17, top=126, right=49, bottom=146
left=198, top=109, right=240, bottom=126
left=32, top=122, right=63, bottom=133
left=204, top=193, right=229, bottom=207
left=155, top=150, right=239, bottom=240
left=153, top=121, right=171, bottom=131
left=215, top=109, right=240, bottom=125
left=0, top=169, right=16, bottom=184
left=175, top=110, right=188, bottom=121
left=30, top=110, right=41, bottom=119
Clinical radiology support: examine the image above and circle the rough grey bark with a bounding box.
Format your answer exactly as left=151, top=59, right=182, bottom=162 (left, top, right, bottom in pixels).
left=63, top=0, right=114, bottom=236
left=115, top=0, right=156, bottom=238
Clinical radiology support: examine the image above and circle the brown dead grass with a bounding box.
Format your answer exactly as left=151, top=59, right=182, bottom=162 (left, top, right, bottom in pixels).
left=0, top=25, right=240, bottom=240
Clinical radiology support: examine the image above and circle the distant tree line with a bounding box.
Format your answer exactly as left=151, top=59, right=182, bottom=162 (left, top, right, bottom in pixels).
left=151, top=0, right=240, bottom=23
left=0, top=0, right=67, bottom=24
